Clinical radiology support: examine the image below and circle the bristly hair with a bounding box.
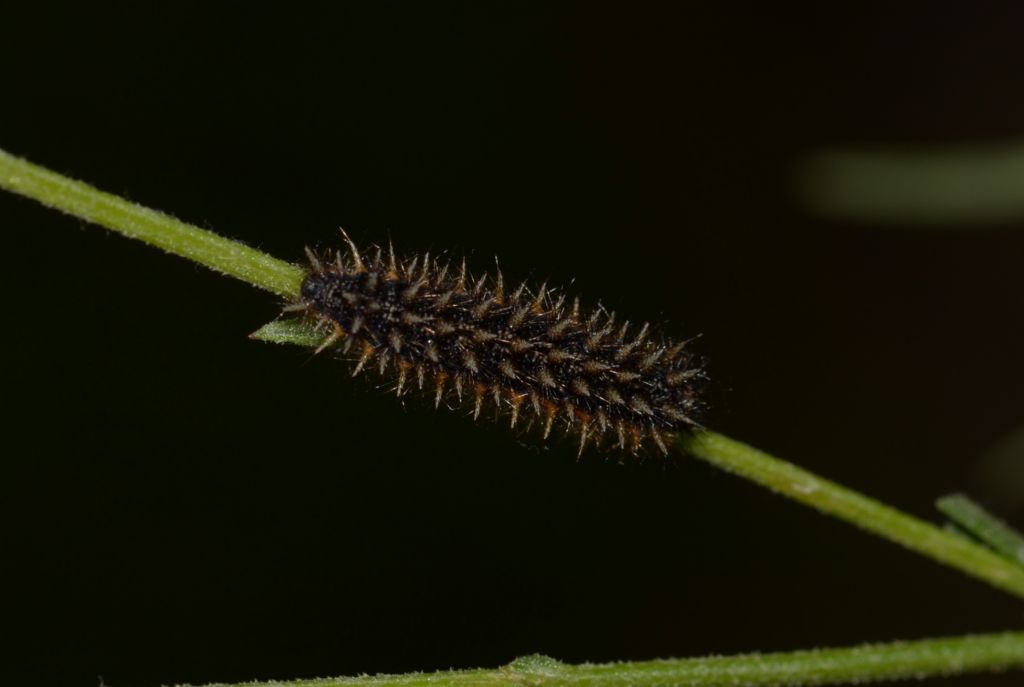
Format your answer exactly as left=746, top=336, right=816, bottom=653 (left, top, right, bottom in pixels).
left=285, top=230, right=706, bottom=456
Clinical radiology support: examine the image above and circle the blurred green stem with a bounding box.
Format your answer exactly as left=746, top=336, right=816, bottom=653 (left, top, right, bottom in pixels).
left=198, top=633, right=1024, bottom=687
left=937, top=493, right=1024, bottom=566
left=797, top=140, right=1024, bottom=225
left=3, top=147, right=1024, bottom=684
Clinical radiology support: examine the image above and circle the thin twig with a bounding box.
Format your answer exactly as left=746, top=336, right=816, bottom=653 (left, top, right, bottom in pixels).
left=0, top=147, right=304, bottom=296
left=4, top=147, right=1023, bottom=686
left=194, top=632, right=1024, bottom=687
left=680, top=432, right=1024, bottom=599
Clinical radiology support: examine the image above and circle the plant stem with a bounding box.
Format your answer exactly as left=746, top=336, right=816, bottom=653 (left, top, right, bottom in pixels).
left=8, top=146, right=1024, bottom=602
left=195, top=632, right=1024, bottom=687
left=5, top=146, right=1024, bottom=685
left=937, top=493, right=1024, bottom=566
left=680, top=432, right=1024, bottom=599
left=4, top=146, right=1024, bottom=603
left=797, top=139, right=1024, bottom=225
left=0, top=147, right=305, bottom=297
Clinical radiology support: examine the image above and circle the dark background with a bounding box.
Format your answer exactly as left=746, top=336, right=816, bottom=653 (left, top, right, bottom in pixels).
left=3, top=3, right=1024, bottom=686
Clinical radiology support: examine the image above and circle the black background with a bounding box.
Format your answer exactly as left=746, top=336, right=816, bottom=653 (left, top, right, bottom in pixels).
left=2, top=3, right=1024, bottom=686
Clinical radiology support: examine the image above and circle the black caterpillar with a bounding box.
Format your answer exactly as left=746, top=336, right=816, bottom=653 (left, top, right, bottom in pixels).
left=287, top=231, right=706, bottom=455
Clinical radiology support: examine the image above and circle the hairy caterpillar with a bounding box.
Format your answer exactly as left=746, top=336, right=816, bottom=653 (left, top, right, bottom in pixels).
left=286, top=231, right=706, bottom=455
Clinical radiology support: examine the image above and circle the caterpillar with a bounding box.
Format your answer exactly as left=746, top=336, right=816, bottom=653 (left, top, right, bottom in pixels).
left=286, top=231, right=706, bottom=456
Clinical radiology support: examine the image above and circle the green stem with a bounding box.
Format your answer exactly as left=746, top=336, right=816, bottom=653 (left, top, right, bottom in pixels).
left=0, top=147, right=304, bottom=297
left=4, top=148, right=1024, bottom=684
left=797, top=139, right=1024, bottom=225
left=8, top=144, right=1017, bottom=601
left=681, top=431, right=1024, bottom=599
left=198, top=632, right=1024, bottom=687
